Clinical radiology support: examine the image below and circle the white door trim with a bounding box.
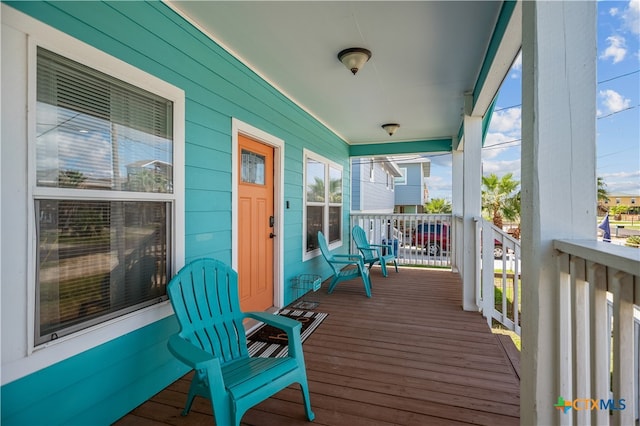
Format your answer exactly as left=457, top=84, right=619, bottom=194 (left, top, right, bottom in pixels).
left=231, top=118, right=285, bottom=309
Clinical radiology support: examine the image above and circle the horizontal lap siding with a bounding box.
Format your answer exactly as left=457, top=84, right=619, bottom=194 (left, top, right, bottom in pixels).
left=2, top=0, right=349, bottom=424
left=1, top=318, right=185, bottom=425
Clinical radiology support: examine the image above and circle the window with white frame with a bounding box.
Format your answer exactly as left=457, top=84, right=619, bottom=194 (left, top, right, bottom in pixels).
left=304, top=150, right=342, bottom=258
left=34, top=47, right=180, bottom=345
left=395, top=167, right=407, bottom=185
left=369, top=158, right=375, bottom=182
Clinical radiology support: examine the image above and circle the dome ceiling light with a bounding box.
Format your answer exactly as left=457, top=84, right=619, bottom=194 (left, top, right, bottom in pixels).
left=381, top=123, right=400, bottom=136
left=337, top=47, right=372, bottom=75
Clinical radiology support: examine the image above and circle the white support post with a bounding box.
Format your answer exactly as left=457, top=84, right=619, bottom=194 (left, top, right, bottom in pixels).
left=571, top=258, right=589, bottom=426
left=557, top=253, right=573, bottom=426
left=461, top=94, right=481, bottom=312
left=520, top=2, right=597, bottom=425
left=481, top=220, right=495, bottom=325
left=588, top=263, right=609, bottom=426
left=451, top=149, right=463, bottom=274
left=611, top=271, right=635, bottom=426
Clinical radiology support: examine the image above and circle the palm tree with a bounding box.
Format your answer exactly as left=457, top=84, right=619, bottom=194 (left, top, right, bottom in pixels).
left=481, top=173, right=520, bottom=229
left=307, top=176, right=325, bottom=202
left=503, top=190, right=521, bottom=239
left=597, top=176, right=608, bottom=203
left=425, top=198, right=452, bottom=214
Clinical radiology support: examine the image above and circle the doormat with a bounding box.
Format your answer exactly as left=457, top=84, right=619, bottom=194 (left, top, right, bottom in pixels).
left=247, top=309, right=328, bottom=358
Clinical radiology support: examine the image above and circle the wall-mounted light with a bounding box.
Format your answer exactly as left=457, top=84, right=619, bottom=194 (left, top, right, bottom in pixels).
left=337, top=48, right=372, bottom=75
left=381, top=123, right=400, bottom=136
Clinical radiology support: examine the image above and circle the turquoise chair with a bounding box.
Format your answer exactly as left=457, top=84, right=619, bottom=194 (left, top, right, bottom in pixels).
left=166, top=258, right=315, bottom=425
left=352, top=225, right=398, bottom=277
left=317, top=231, right=372, bottom=297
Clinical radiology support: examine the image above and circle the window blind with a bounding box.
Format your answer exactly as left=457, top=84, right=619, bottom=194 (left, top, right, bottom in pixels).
left=36, top=47, right=174, bottom=192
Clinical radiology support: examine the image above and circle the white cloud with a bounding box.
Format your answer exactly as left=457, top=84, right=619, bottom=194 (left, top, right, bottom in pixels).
left=488, top=107, right=521, bottom=134
left=599, top=89, right=632, bottom=115
left=481, top=159, right=522, bottom=181
left=600, top=35, right=627, bottom=63
left=428, top=154, right=452, bottom=168
left=425, top=175, right=452, bottom=200
left=599, top=171, right=640, bottom=195
left=610, top=7, right=619, bottom=16
left=622, top=0, right=640, bottom=35
left=601, top=170, right=640, bottom=180
left=512, top=52, right=522, bottom=71
left=483, top=132, right=520, bottom=159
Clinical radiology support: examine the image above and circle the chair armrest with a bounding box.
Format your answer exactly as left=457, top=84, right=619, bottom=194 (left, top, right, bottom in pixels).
left=333, top=253, right=365, bottom=261
left=369, top=243, right=392, bottom=249
left=168, top=334, right=216, bottom=370
left=245, top=311, right=301, bottom=333
left=245, top=312, right=304, bottom=357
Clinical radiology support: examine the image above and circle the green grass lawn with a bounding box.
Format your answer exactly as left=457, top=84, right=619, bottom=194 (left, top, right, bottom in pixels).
left=492, top=271, right=521, bottom=350
left=598, top=217, right=640, bottom=231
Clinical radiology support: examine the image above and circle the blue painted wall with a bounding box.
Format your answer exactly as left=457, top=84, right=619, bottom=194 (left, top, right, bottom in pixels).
left=2, top=1, right=350, bottom=424
left=395, top=163, right=424, bottom=206
left=351, top=158, right=396, bottom=212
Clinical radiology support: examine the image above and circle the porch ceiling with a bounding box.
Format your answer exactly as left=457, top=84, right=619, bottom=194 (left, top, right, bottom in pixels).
left=168, top=1, right=506, bottom=147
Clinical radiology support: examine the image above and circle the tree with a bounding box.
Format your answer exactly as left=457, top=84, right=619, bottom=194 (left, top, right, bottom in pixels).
left=502, top=190, right=521, bottom=239
left=481, top=173, right=520, bottom=229
left=597, top=176, right=608, bottom=203
left=425, top=198, right=452, bottom=214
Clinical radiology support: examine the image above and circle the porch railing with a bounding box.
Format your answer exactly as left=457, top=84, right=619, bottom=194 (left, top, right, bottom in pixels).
left=476, top=218, right=522, bottom=335
left=349, top=214, right=452, bottom=267
left=553, top=239, right=640, bottom=425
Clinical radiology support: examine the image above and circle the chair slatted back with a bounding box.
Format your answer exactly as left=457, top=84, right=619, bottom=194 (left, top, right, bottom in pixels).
left=352, top=225, right=377, bottom=258
left=167, top=258, right=248, bottom=364
left=317, top=231, right=340, bottom=275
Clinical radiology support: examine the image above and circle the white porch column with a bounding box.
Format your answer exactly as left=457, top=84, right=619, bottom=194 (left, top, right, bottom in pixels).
left=521, top=2, right=596, bottom=425
left=451, top=146, right=463, bottom=273
left=452, top=147, right=463, bottom=216
left=461, top=95, right=482, bottom=311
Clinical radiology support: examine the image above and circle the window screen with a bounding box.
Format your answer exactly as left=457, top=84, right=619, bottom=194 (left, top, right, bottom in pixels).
left=34, top=47, right=175, bottom=344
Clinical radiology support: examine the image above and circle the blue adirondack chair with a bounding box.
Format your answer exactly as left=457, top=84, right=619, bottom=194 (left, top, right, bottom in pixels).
left=352, top=225, right=398, bottom=277
left=166, top=258, right=315, bottom=425
left=317, top=231, right=372, bottom=298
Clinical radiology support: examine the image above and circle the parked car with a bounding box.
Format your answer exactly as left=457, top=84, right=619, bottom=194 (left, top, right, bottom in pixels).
left=411, top=223, right=449, bottom=255
left=493, top=242, right=504, bottom=258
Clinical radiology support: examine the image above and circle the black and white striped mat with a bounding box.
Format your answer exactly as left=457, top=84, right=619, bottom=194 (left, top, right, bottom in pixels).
left=247, top=309, right=328, bottom=358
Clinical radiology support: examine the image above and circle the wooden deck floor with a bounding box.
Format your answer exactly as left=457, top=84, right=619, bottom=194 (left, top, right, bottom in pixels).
left=116, top=267, right=520, bottom=426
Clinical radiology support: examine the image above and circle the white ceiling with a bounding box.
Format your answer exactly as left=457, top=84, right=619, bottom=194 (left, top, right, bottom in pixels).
left=169, top=1, right=503, bottom=146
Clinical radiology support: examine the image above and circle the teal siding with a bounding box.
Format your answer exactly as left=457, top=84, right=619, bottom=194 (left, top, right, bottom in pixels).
left=1, top=318, right=186, bottom=425
left=472, top=0, right=518, bottom=108
left=2, top=0, right=350, bottom=423
left=349, top=139, right=452, bottom=157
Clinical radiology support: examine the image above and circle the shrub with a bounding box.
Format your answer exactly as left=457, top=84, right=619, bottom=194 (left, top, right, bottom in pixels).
left=625, top=235, right=640, bottom=248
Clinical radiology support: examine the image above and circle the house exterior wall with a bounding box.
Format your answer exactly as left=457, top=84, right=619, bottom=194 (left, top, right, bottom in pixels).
left=351, top=159, right=363, bottom=211
left=350, top=158, right=396, bottom=213
left=1, top=2, right=350, bottom=424
left=394, top=163, right=424, bottom=207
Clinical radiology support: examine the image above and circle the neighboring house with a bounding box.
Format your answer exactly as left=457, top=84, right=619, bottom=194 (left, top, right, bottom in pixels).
left=351, top=157, right=402, bottom=213
left=393, top=158, right=431, bottom=213
left=599, top=194, right=640, bottom=215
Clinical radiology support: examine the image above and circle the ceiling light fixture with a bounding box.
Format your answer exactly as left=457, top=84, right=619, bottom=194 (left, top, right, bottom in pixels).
left=337, top=47, right=372, bottom=75
left=381, top=123, right=400, bottom=136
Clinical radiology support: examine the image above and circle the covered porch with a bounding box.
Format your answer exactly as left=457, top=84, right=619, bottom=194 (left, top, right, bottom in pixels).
left=117, top=267, right=520, bottom=426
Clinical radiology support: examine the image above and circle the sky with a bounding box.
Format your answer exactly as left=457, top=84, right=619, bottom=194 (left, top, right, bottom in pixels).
left=426, top=0, right=640, bottom=201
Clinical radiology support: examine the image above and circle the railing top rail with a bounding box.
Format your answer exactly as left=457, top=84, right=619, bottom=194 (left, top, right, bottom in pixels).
left=554, top=239, right=640, bottom=276
left=350, top=213, right=452, bottom=217
left=484, top=219, right=520, bottom=246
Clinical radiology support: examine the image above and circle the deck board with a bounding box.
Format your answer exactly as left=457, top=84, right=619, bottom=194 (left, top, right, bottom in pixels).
left=116, top=267, right=520, bottom=425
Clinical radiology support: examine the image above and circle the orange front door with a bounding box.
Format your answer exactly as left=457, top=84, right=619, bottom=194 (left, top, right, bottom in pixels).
left=238, top=135, right=274, bottom=312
